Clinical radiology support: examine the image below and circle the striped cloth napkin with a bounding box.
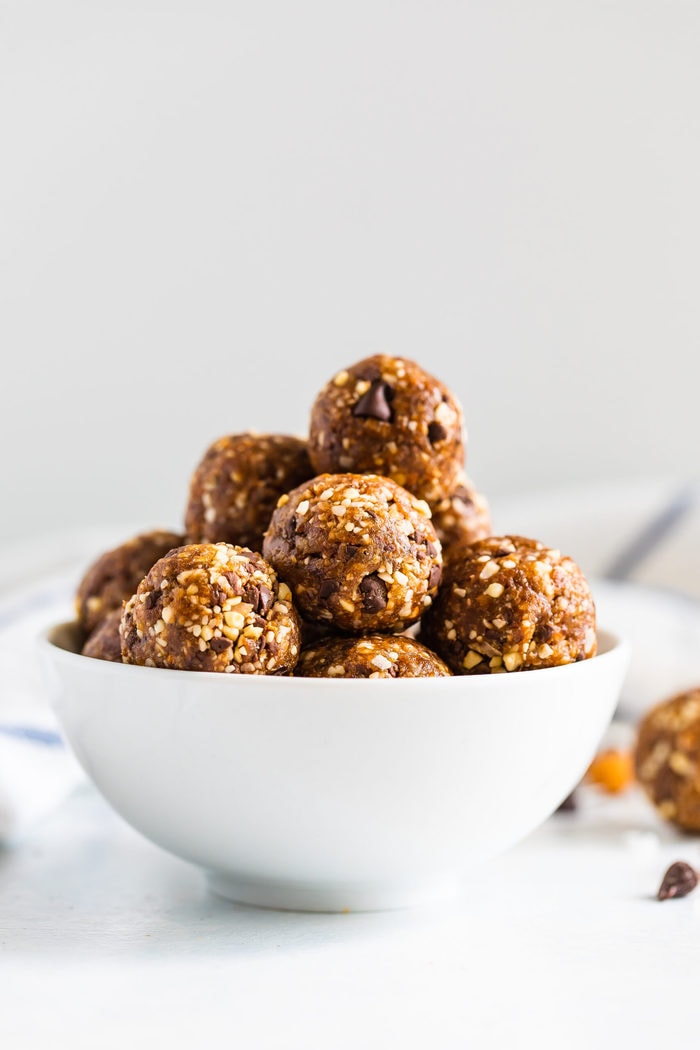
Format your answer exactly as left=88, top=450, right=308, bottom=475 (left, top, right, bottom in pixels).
left=0, top=575, right=83, bottom=842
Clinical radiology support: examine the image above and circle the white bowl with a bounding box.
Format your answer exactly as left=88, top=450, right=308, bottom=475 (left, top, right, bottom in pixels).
left=40, top=624, right=628, bottom=912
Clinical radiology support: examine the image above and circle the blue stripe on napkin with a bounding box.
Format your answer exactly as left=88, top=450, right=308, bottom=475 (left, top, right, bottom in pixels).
left=0, top=725, right=64, bottom=747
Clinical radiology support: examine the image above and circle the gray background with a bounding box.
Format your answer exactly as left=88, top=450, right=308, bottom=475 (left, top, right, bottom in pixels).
left=2, top=1, right=698, bottom=545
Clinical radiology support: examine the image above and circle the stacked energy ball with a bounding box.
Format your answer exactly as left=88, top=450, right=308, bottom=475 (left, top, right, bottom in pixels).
left=76, top=354, right=596, bottom=679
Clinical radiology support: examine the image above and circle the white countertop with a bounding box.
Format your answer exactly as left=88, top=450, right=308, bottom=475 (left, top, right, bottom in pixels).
left=2, top=782, right=699, bottom=1049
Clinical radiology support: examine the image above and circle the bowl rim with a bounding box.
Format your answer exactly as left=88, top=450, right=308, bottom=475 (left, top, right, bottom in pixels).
left=40, top=621, right=628, bottom=689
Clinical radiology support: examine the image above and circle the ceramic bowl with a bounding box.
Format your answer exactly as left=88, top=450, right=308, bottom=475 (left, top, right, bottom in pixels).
left=41, top=623, right=628, bottom=912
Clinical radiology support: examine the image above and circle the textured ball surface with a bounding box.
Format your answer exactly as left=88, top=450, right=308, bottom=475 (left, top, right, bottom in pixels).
left=263, top=473, right=442, bottom=633
left=308, top=355, right=464, bottom=502
left=421, top=535, right=596, bottom=675
left=121, top=543, right=301, bottom=674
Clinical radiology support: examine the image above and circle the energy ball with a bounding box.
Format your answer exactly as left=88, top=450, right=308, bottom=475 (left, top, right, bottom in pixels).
left=296, top=634, right=452, bottom=678
left=75, top=529, right=183, bottom=635
left=121, top=543, right=301, bottom=674
left=185, top=433, right=312, bottom=551
left=308, top=355, right=465, bottom=503
left=430, top=474, right=491, bottom=563
left=81, top=608, right=123, bottom=663
left=421, top=535, right=596, bottom=675
left=635, top=689, right=700, bottom=831
left=263, top=473, right=442, bottom=633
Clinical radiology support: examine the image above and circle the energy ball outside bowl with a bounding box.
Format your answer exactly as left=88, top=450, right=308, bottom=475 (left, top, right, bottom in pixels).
left=81, top=608, right=123, bottom=663
left=121, top=543, right=301, bottom=674
left=262, top=473, right=442, bottom=634
left=75, top=529, right=184, bottom=635
left=635, top=689, right=700, bottom=831
left=296, top=634, right=452, bottom=678
left=185, top=433, right=312, bottom=552
left=429, top=474, right=491, bottom=564
left=420, top=535, right=596, bottom=675
left=308, top=355, right=465, bottom=503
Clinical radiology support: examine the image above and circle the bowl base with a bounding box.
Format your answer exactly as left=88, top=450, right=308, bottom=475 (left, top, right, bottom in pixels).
left=206, top=871, right=462, bottom=913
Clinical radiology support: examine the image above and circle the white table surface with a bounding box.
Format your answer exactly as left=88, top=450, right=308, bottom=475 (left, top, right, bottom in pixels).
left=3, top=495, right=700, bottom=1050
left=2, top=783, right=699, bottom=1049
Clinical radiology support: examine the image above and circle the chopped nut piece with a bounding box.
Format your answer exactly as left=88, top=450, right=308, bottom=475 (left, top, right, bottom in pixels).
left=503, top=651, right=522, bottom=672
left=479, top=561, right=500, bottom=580
left=463, top=650, right=483, bottom=670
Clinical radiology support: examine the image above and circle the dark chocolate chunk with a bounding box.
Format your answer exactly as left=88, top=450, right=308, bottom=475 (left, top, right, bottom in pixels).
left=242, top=583, right=273, bottom=615
left=555, top=791, right=577, bottom=813
left=319, top=579, right=340, bottom=599
left=427, top=421, right=447, bottom=444
left=657, top=861, right=699, bottom=901
left=223, top=571, right=243, bottom=596
left=352, top=380, right=394, bottom=423
left=210, top=636, right=233, bottom=653
left=254, top=584, right=273, bottom=615
left=428, top=565, right=442, bottom=590
left=144, top=589, right=161, bottom=610
left=124, top=628, right=139, bottom=651
left=342, top=544, right=361, bottom=559
left=359, top=573, right=388, bottom=612
left=533, top=622, right=554, bottom=643
left=452, top=486, right=475, bottom=508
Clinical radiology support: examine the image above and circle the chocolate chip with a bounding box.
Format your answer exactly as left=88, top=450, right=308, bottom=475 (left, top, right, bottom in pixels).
left=428, top=565, right=442, bottom=590
left=555, top=791, right=577, bottom=813
left=319, top=579, right=340, bottom=599
left=352, top=380, right=394, bottom=423
left=427, top=421, right=447, bottom=444
left=426, top=540, right=439, bottom=558
left=533, top=622, right=553, bottom=643
left=359, top=573, right=388, bottom=612
left=144, top=589, right=161, bottom=610
left=256, top=584, right=273, bottom=615
left=342, top=544, right=361, bottom=558
left=245, top=584, right=273, bottom=615
left=453, top=486, right=474, bottom=508
left=210, top=636, right=233, bottom=653
left=360, top=363, right=382, bottom=381
left=223, top=571, right=242, bottom=596
left=657, top=861, right=698, bottom=901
